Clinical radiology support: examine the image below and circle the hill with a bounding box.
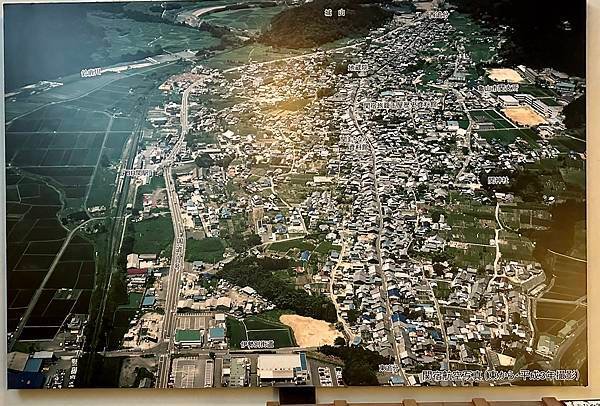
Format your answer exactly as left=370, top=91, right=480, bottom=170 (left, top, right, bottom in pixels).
left=450, top=0, right=586, bottom=77
left=260, top=0, right=392, bottom=49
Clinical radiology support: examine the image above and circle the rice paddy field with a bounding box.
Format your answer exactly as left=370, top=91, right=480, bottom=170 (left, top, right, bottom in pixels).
left=6, top=62, right=181, bottom=211
left=87, top=11, right=220, bottom=61
left=535, top=301, right=586, bottom=336
left=5, top=171, right=96, bottom=340
left=5, top=59, right=186, bottom=343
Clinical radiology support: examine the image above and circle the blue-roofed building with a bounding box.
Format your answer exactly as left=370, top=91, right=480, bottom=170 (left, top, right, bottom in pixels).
left=300, top=250, right=311, bottom=262
left=24, top=358, right=43, bottom=373
left=142, top=295, right=156, bottom=307
left=8, top=371, right=45, bottom=389
left=389, top=375, right=405, bottom=386
left=392, top=313, right=408, bottom=323
left=351, top=336, right=362, bottom=346
left=298, top=352, right=308, bottom=371
left=208, top=327, right=226, bottom=342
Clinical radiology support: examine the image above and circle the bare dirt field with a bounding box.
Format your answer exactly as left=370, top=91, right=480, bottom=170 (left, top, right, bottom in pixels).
left=280, top=314, right=342, bottom=348
left=502, top=106, right=546, bottom=126
left=487, top=68, right=525, bottom=83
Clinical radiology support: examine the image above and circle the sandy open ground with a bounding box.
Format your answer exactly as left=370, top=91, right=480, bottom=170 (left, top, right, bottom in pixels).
left=487, top=68, right=525, bottom=83
left=502, top=106, right=546, bottom=126
left=280, top=314, right=342, bottom=347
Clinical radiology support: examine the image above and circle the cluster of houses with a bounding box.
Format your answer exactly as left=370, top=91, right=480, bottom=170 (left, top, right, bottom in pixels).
left=252, top=8, right=584, bottom=383
left=125, top=3, right=586, bottom=386
left=176, top=275, right=274, bottom=317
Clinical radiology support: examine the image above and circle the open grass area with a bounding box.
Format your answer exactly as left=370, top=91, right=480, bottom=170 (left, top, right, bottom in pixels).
left=314, top=240, right=342, bottom=255
left=272, top=97, right=312, bottom=111
left=132, top=215, right=174, bottom=257
left=519, top=84, right=558, bottom=98
left=226, top=317, right=246, bottom=349
left=550, top=137, right=586, bottom=154
left=470, top=109, right=515, bottom=130
left=268, top=238, right=315, bottom=253
left=185, top=237, right=225, bottom=263
left=119, top=292, right=142, bottom=310
left=432, top=281, right=451, bottom=300
left=134, top=176, right=166, bottom=210
left=87, top=165, right=118, bottom=208
left=447, top=245, right=496, bottom=269
left=477, top=128, right=539, bottom=146
left=226, top=314, right=296, bottom=349
left=560, top=168, right=586, bottom=190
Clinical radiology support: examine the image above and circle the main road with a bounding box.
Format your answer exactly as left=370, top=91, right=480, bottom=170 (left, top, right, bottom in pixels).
left=156, top=78, right=204, bottom=388
left=347, top=14, right=430, bottom=385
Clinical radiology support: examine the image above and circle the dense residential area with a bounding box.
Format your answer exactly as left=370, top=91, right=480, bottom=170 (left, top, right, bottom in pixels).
left=5, top=0, right=586, bottom=390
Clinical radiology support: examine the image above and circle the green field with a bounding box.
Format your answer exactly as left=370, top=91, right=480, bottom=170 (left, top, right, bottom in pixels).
left=132, top=215, right=174, bottom=257
left=470, top=109, right=515, bottom=130
left=551, top=137, right=586, bottom=153
left=519, top=84, right=558, bottom=98
left=185, top=237, right=225, bottom=263
left=202, top=6, right=285, bottom=32
left=87, top=165, right=118, bottom=208
left=447, top=245, right=496, bottom=269
left=432, top=281, right=452, bottom=300
left=119, top=292, right=142, bottom=310
left=449, top=13, right=497, bottom=63
left=87, top=11, right=220, bottom=61
left=134, top=176, right=166, bottom=210
left=314, top=240, right=342, bottom=255
left=205, top=42, right=302, bottom=71
left=477, top=128, right=539, bottom=146
left=268, top=238, right=315, bottom=253
left=226, top=314, right=296, bottom=349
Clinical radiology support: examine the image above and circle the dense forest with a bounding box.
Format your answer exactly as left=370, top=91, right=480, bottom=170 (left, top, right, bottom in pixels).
left=260, top=0, right=392, bottom=49
left=218, top=256, right=338, bottom=322
left=450, top=0, right=586, bottom=77
left=563, top=94, right=586, bottom=131
left=319, top=344, right=392, bottom=385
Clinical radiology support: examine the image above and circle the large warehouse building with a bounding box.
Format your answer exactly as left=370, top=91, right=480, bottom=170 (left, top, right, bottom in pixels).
left=257, top=353, right=309, bottom=386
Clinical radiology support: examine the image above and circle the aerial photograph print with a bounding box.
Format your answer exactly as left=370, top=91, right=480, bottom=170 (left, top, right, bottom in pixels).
left=3, top=0, right=587, bottom=390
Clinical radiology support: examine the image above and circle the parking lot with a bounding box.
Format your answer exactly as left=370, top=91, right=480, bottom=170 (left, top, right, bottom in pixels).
left=172, top=357, right=203, bottom=388
left=309, top=360, right=344, bottom=387
left=175, top=313, right=211, bottom=330
left=171, top=355, right=224, bottom=388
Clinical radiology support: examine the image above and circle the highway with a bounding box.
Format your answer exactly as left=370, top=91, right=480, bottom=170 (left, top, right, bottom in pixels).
left=156, top=78, right=204, bottom=388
